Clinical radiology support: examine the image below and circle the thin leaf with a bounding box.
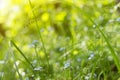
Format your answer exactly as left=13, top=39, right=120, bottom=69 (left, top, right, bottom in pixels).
left=89, top=18, right=120, bottom=72
left=10, top=40, right=34, bottom=70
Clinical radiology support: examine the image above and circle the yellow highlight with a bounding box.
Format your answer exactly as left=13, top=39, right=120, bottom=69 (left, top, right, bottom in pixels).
left=43, top=30, right=48, bottom=35
left=6, top=30, right=17, bottom=37
left=11, top=0, right=22, bottom=4
left=73, top=50, right=78, bottom=55
left=56, top=12, right=66, bottom=21
left=39, top=51, right=45, bottom=58
left=118, top=78, right=120, bottom=80
left=25, top=5, right=31, bottom=13
left=22, top=45, right=29, bottom=52
left=41, top=12, right=49, bottom=22
left=95, top=11, right=100, bottom=17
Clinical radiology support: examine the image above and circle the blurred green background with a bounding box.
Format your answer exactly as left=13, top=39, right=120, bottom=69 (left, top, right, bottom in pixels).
left=0, top=0, right=118, bottom=58
left=1, top=0, right=120, bottom=79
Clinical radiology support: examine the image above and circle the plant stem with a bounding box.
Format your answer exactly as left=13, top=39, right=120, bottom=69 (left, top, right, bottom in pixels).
left=28, top=0, right=49, bottom=67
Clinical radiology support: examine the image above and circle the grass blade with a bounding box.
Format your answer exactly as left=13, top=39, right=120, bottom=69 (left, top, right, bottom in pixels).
left=74, top=5, right=120, bottom=72
left=9, top=42, right=23, bottom=80
left=10, top=40, right=34, bottom=70
left=14, top=60, right=23, bottom=80
left=88, top=18, right=120, bottom=72
left=28, top=0, right=49, bottom=66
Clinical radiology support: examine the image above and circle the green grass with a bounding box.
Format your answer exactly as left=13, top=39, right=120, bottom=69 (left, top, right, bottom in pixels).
left=0, top=0, right=120, bottom=80
left=90, top=18, right=120, bottom=72
left=28, top=0, right=50, bottom=67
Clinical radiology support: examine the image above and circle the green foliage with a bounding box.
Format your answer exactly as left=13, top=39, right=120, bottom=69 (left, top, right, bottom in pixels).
left=1, top=0, right=120, bottom=80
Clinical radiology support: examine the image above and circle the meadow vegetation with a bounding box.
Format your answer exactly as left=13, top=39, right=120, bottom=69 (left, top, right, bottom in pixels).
left=0, top=0, right=120, bottom=80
